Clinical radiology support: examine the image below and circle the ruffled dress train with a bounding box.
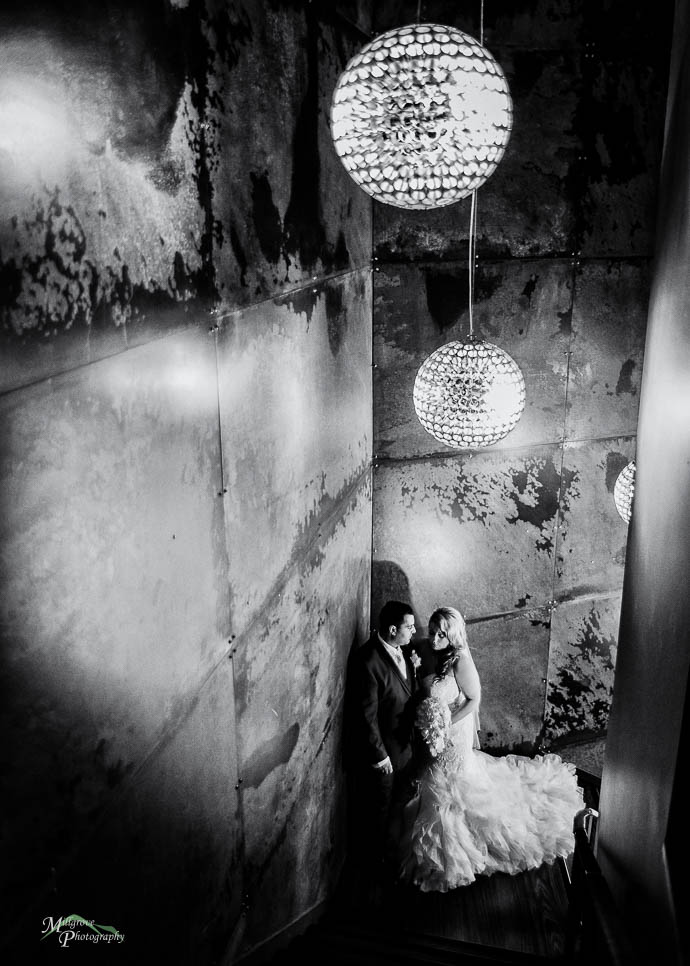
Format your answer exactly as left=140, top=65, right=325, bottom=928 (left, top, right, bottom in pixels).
left=398, top=675, right=584, bottom=892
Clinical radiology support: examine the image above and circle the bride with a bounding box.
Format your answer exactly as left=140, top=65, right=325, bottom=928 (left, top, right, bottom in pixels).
left=398, top=606, right=583, bottom=892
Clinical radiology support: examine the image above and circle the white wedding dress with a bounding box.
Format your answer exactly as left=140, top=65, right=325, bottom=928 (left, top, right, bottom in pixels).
left=398, top=673, right=583, bottom=892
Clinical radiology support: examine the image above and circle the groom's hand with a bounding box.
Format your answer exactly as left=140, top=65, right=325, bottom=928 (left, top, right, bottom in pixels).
left=372, top=756, right=393, bottom=775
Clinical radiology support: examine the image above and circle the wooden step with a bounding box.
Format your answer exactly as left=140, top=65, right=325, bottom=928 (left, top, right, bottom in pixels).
left=274, top=921, right=555, bottom=966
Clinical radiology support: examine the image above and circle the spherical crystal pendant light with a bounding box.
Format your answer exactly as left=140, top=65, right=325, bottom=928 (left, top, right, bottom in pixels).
left=614, top=459, right=636, bottom=523
left=330, top=22, right=513, bottom=209
left=413, top=337, right=526, bottom=448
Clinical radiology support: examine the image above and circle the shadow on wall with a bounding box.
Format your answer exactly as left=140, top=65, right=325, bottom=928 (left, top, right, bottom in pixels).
left=370, top=560, right=414, bottom=631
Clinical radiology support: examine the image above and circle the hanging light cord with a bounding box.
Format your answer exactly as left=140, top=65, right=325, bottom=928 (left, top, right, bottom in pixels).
left=468, top=0, right=485, bottom=339
left=468, top=191, right=478, bottom=338
left=416, top=1, right=422, bottom=22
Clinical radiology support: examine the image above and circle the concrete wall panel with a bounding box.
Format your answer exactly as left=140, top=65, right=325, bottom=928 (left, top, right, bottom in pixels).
left=554, top=437, right=635, bottom=600
left=468, top=607, right=551, bottom=754
left=544, top=594, right=620, bottom=742
left=372, top=1, right=669, bottom=263
left=210, top=1, right=372, bottom=301
left=43, top=657, right=243, bottom=961
left=369, top=0, right=668, bottom=757
left=0, top=325, right=230, bottom=927
left=577, top=57, right=669, bottom=257
left=373, top=47, right=581, bottom=262
left=372, top=445, right=563, bottom=624
left=0, top=0, right=372, bottom=397
left=374, top=0, right=587, bottom=49
left=566, top=260, right=649, bottom=439
left=0, top=2, right=374, bottom=959
left=332, top=2, right=372, bottom=36
left=0, top=1, right=209, bottom=393
left=233, top=481, right=371, bottom=949
left=216, top=271, right=372, bottom=636
left=370, top=1, right=668, bottom=263
left=374, top=260, right=573, bottom=460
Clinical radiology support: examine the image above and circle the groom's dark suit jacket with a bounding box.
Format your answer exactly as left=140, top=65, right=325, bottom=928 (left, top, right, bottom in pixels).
left=347, top=632, right=418, bottom=773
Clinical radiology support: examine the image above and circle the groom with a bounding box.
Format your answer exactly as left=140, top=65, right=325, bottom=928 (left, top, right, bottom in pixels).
left=346, top=600, right=420, bottom=874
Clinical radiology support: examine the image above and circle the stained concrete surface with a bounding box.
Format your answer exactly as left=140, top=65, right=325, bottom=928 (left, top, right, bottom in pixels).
left=370, top=0, right=669, bottom=757
left=0, top=1, right=373, bottom=961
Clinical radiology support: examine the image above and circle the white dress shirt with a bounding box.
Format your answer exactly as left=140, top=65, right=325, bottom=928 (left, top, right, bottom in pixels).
left=379, top=633, right=407, bottom=678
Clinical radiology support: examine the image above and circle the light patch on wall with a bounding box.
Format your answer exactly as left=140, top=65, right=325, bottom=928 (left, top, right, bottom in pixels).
left=98, top=337, right=219, bottom=419
left=0, top=73, right=76, bottom=172
left=220, top=328, right=320, bottom=482
left=0, top=32, right=204, bottom=340
left=0, top=34, right=115, bottom=172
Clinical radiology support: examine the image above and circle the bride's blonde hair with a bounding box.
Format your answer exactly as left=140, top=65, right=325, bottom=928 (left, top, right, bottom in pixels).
left=429, top=606, right=468, bottom=679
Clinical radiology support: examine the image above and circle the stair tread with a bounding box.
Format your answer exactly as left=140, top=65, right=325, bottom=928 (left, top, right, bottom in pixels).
left=319, top=919, right=551, bottom=952
left=282, top=945, right=549, bottom=965
left=293, top=922, right=553, bottom=964
left=282, top=940, right=546, bottom=965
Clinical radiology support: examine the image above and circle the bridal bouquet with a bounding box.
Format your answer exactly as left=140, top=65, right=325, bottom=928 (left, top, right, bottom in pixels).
left=415, top=695, right=451, bottom=758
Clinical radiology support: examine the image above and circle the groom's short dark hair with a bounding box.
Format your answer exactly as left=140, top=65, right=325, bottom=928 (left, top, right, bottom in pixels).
left=378, top=600, right=414, bottom=632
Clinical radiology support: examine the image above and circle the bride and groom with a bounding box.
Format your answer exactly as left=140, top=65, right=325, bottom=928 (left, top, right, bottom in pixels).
left=347, top=600, right=583, bottom=892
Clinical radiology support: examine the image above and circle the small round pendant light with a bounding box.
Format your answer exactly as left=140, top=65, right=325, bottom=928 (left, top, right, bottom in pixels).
left=330, top=22, right=513, bottom=210
left=413, top=336, right=525, bottom=448
left=413, top=186, right=526, bottom=449
left=614, top=459, right=636, bottom=523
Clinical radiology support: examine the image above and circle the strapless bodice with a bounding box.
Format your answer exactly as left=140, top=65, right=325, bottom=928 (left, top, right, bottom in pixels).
left=429, top=674, right=460, bottom=706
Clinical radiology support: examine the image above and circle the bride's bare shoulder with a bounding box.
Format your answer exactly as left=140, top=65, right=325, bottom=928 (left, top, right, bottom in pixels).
left=453, top=649, right=481, bottom=695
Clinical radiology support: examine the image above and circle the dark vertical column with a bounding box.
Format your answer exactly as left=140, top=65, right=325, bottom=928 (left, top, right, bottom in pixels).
left=597, top=3, right=690, bottom=964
